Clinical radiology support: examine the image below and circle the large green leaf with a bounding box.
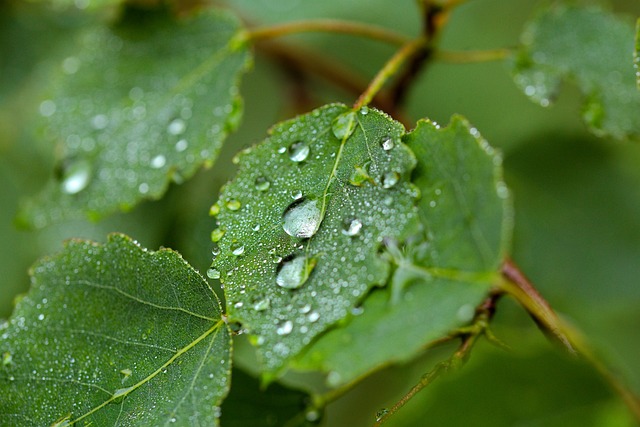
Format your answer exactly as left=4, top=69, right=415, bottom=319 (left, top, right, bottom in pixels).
left=635, top=18, right=640, bottom=88
left=18, top=7, right=250, bottom=228
left=210, top=104, right=420, bottom=376
left=293, top=116, right=510, bottom=386
left=0, top=234, right=231, bottom=426
left=512, top=5, right=640, bottom=140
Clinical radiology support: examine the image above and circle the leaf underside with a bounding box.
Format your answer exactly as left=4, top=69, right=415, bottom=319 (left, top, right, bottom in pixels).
left=512, top=5, right=640, bottom=140
left=294, top=116, right=510, bottom=386
left=18, top=7, right=250, bottom=228
left=211, top=104, right=421, bottom=376
left=0, top=234, right=231, bottom=426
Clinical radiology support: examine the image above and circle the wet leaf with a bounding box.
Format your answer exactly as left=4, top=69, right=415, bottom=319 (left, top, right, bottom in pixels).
left=512, top=5, right=640, bottom=140
left=18, top=7, right=250, bottom=228
left=0, top=234, right=231, bottom=426
left=636, top=18, right=640, bottom=88
left=211, top=104, right=420, bottom=376
left=293, top=116, right=510, bottom=386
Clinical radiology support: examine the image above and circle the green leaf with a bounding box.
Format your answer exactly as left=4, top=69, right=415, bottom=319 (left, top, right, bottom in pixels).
left=293, top=116, right=510, bottom=386
left=211, top=104, right=420, bottom=376
left=512, top=5, right=640, bottom=140
left=221, top=368, right=318, bottom=426
left=18, top=7, right=250, bottom=228
left=0, top=234, right=231, bottom=426
left=636, top=18, right=640, bottom=88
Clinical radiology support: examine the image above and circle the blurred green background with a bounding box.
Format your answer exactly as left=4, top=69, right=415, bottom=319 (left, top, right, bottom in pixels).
left=1, top=0, right=639, bottom=425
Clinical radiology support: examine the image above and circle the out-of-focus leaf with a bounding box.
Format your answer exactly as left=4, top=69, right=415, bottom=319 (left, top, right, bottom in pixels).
left=18, top=7, right=250, bottom=228
left=294, top=117, right=510, bottom=386
left=635, top=18, right=639, bottom=88
left=221, top=368, right=319, bottom=426
left=211, top=104, right=420, bottom=377
left=512, top=5, right=640, bottom=140
left=0, top=234, right=231, bottom=426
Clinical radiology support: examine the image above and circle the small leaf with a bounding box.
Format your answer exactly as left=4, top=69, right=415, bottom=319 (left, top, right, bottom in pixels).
left=19, top=7, right=250, bottom=228
left=294, top=117, right=511, bottom=386
left=0, top=234, right=231, bottom=426
left=512, top=5, right=640, bottom=140
left=211, top=104, right=420, bottom=376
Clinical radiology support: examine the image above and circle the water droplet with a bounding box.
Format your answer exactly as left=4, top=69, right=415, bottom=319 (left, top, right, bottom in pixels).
left=138, top=183, right=149, bottom=194
left=291, top=189, right=303, bottom=200
left=61, top=159, right=92, bottom=195
left=207, top=268, right=221, bottom=279
left=277, top=146, right=287, bottom=154
left=276, top=255, right=316, bottom=289
left=37, top=314, right=44, bottom=321
left=349, top=165, right=371, bottom=186
left=376, top=408, right=389, bottom=421
left=150, top=154, right=166, bottom=169
left=342, top=218, right=363, bottom=236
left=231, top=242, right=245, bottom=256
left=283, top=198, right=322, bottom=238
left=62, top=56, right=81, bottom=74
left=332, top=111, right=357, bottom=140
left=167, top=118, right=186, bottom=135
left=307, top=311, right=320, bottom=322
left=226, top=199, right=241, bottom=211
left=253, top=224, right=261, bottom=232
left=91, top=114, right=109, bottom=130
left=39, top=100, right=56, bottom=117
left=255, top=176, right=271, bottom=191
left=359, top=106, right=369, bottom=115
left=175, top=139, right=188, bottom=152
left=113, top=386, right=133, bottom=399
left=253, top=299, right=270, bottom=311
left=380, top=136, right=394, bottom=151
left=456, top=304, right=475, bottom=322
left=276, top=320, right=293, bottom=335
left=209, top=203, right=221, bottom=216
left=288, top=141, right=310, bottom=162
left=381, top=171, right=400, bottom=189
left=2, top=352, right=13, bottom=367
left=211, top=229, right=225, bottom=242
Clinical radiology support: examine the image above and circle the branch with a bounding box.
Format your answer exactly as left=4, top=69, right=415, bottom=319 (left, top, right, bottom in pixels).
left=372, top=293, right=500, bottom=426
left=245, top=19, right=410, bottom=46
left=500, top=258, right=640, bottom=422
left=435, top=48, right=511, bottom=63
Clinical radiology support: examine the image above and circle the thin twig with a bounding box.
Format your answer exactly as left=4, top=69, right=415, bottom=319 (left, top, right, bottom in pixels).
left=500, top=258, right=640, bottom=422
left=435, top=48, right=511, bottom=63
left=245, top=19, right=410, bottom=46
left=372, top=293, right=500, bottom=426
left=353, top=37, right=428, bottom=110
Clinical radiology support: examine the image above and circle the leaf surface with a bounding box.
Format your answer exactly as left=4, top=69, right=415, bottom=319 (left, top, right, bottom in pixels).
left=294, top=116, right=511, bottom=386
left=0, top=234, right=231, bottom=426
left=512, top=5, right=640, bottom=140
left=19, top=8, right=250, bottom=228
left=211, top=104, right=420, bottom=376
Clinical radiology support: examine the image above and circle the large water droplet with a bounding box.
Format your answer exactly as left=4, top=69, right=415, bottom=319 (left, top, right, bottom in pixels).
left=60, top=159, right=92, bottom=195
left=255, top=176, right=270, bottom=191
left=150, top=154, right=166, bottom=169
left=288, top=141, right=310, bottom=162
left=380, top=136, right=394, bottom=151
left=211, top=229, right=225, bottom=242
left=282, top=198, right=323, bottom=239
left=253, top=299, right=270, bottom=311
left=207, top=268, right=221, bottom=279
left=332, top=111, right=357, bottom=140
left=349, top=165, right=371, bottom=186
left=276, top=255, right=316, bottom=289
left=342, top=218, right=363, bottom=236
left=175, top=139, right=188, bottom=152
left=226, top=199, right=241, bottom=211
left=381, top=171, right=400, bottom=189
left=231, top=242, right=245, bottom=256
left=276, top=320, right=293, bottom=336
left=168, top=118, right=186, bottom=135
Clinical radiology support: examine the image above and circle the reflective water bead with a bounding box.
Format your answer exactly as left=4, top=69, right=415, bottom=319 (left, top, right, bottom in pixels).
left=283, top=198, right=322, bottom=238
left=226, top=199, right=241, bottom=211
left=207, top=268, right=221, bottom=279
left=60, top=159, right=92, bottom=195
left=231, top=242, right=245, bottom=256
left=211, top=229, right=225, bottom=242
left=254, top=176, right=271, bottom=191
left=342, top=218, right=363, bottom=236
left=276, top=255, right=316, bottom=289
left=332, top=111, right=357, bottom=140
left=381, top=171, right=400, bottom=189
left=276, top=320, right=293, bottom=336
left=288, top=141, right=310, bottom=162
left=150, top=154, right=166, bottom=169
left=380, top=136, right=394, bottom=151
left=167, top=118, right=186, bottom=135
left=253, top=299, right=270, bottom=311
